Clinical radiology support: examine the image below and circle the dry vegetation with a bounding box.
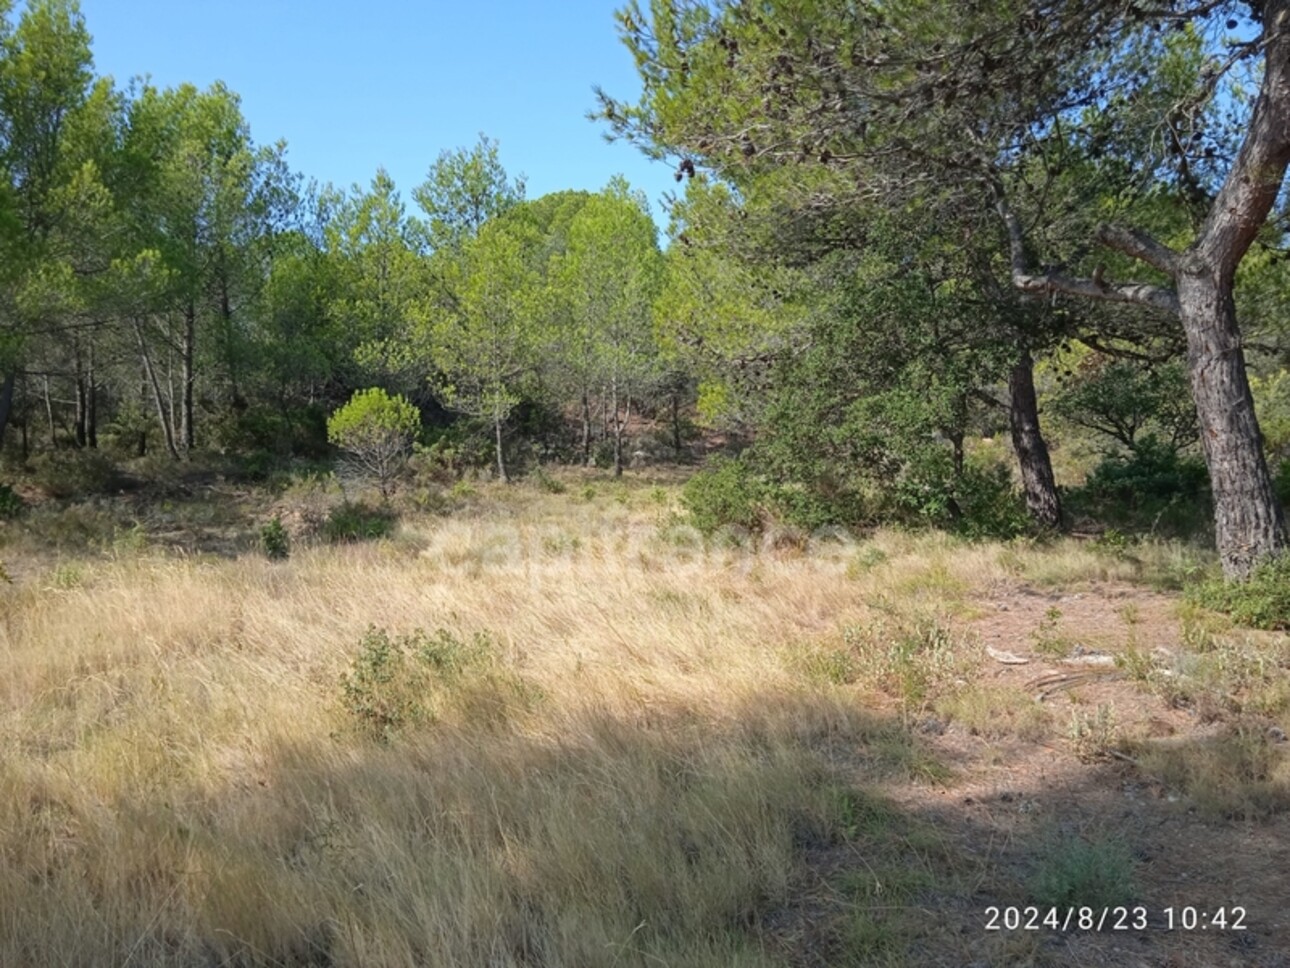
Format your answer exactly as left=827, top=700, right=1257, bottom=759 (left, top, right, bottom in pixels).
left=2, top=469, right=1289, bottom=967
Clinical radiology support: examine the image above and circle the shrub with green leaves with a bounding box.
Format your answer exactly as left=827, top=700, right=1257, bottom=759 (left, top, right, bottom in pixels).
left=681, top=457, right=767, bottom=534
left=322, top=501, right=396, bottom=543
left=1190, top=553, right=1290, bottom=630
left=682, top=456, right=857, bottom=536
left=339, top=626, right=532, bottom=740
left=0, top=483, right=25, bottom=520
left=259, top=516, right=290, bottom=560
left=327, top=388, right=420, bottom=497
left=1066, top=436, right=1211, bottom=537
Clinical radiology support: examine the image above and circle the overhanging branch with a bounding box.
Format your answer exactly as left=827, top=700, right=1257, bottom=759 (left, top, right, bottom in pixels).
left=1094, top=223, right=1179, bottom=276
left=995, top=192, right=1180, bottom=316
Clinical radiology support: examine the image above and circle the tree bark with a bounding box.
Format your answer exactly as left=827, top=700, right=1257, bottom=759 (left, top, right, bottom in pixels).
left=671, top=388, right=682, bottom=458
left=612, top=378, right=624, bottom=478
left=0, top=371, right=15, bottom=452
left=135, top=319, right=180, bottom=460
left=1008, top=351, right=1062, bottom=531
left=494, top=409, right=509, bottom=483
left=86, top=343, right=97, bottom=449
left=43, top=375, right=55, bottom=448
left=1178, top=269, right=1287, bottom=576
left=73, top=347, right=87, bottom=449
left=181, top=301, right=196, bottom=455
left=581, top=391, right=593, bottom=466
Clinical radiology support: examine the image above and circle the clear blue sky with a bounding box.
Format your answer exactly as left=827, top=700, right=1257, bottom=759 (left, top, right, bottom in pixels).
left=77, top=0, right=676, bottom=224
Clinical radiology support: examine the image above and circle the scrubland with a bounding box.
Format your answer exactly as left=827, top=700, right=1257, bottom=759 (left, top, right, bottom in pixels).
left=2, top=469, right=1288, bottom=967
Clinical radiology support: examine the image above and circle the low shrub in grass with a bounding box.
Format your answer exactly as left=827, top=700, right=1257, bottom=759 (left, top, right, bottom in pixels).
left=1189, top=553, right=1290, bottom=630
left=681, top=456, right=859, bottom=535
left=29, top=450, right=122, bottom=499
left=340, top=626, right=534, bottom=740
left=1066, top=437, right=1211, bottom=537
left=322, top=501, right=396, bottom=543
left=1029, top=835, right=1136, bottom=909
left=259, top=516, right=290, bottom=560
left=0, top=482, right=25, bottom=520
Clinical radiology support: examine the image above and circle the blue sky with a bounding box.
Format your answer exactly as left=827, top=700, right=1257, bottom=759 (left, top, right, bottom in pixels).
left=77, top=1, right=677, bottom=223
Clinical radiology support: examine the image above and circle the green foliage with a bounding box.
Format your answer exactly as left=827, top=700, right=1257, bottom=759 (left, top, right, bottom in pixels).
left=1050, top=356, right=1197, bottom=452
left=210, top=404, right=329, bottom=460
left=1067, top=437, right=1210, bottom=537
left=339, top=627, right=430, bottom=739
left=259, top=516, right=289, bottom=560
left=327, top=388, right=420, bottom=497
left=322, top=501, right=396, bottom=543
left=681, top=456, right=850, bottom=535
left=339, top=626, right=531, bottom=740
left=412, top=134, right=525, bottom=251
left=1275, top=459, right=1290, bottom=510
left=1029, top=835, right=1136, bottom=909
left=0, top=482, right=25, bottom=520
left=681, top=457, right=766, bottom=534
left=29, top=450, right=121, bottom=499
left=1189, top=554, right=1290, bottom=630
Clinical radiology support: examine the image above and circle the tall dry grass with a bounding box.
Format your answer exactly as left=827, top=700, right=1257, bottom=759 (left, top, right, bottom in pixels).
left=0, top=475, right=1216, bottom=965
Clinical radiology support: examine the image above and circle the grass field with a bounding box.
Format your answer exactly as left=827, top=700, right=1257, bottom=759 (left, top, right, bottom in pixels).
left=2, top=468, right=1288, bottom=966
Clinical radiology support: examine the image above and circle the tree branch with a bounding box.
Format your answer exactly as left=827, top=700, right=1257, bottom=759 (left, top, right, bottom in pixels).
left=1094, top=223, right=1179, bottom=276
left=996, top=192, right=1180, bottom=315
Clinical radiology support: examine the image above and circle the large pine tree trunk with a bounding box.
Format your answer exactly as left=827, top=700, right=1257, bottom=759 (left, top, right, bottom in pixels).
left=1008, top=351, right=1061, bottom=531
left=1178, top=270, right=1287, bottom=576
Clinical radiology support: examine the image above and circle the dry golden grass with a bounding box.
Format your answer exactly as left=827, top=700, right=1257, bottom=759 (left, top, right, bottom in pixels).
left=0, top=470, right=1281, bottom=966
left=0, top=474, right=956, bottom=966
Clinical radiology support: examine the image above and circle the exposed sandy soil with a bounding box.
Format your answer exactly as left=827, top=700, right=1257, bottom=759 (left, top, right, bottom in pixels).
left=773, top=581, right=1290, bottom=967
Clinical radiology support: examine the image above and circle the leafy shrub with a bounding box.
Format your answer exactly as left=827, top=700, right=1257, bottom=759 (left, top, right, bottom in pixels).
left=835, top=613, right=975, bottom=708
left=0, top=483, right=25, bottom=520
left=259, top=516, right=290, bottom=560
left=682, top=457, right=859, bottom=535
left=1189, top=553, right=1290, bottom=630
left=327, top=388, right=420, bottom=497
left=29, top=450, right=122, bottom=499
left=530, top=467, right=566, bottom=494
left=340, top=626, right=534, bottom=740
left=1067, top=436, right=1210, bottom=537
left=1029, top=835, right=1135, bottom=909
left=210, top=404, right=330, bottom=459
left=322, top=501, right=397, bottom=543
left=1275, top=458, right=1290, bottom=510
left=340, top=627, right=429, bottom=739
left=681, top=457, right=767, bottom=534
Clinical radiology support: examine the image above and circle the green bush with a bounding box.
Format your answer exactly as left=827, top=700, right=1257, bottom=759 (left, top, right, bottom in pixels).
left=890, top=454, right=1028, bottom=539
left=210, top=404, right=330, bottom=459
left=1275, top=459, right=1290, bottom=510
left=327, top=388, right=420, bottom=497
left=681, top=457, right=768, bottom=534
left=322, top=501, right=397, bottom=543
left=259, top=516, right=290, bottom=560
left=682, top=456, right=861, bottom=536
left=0, top=483, right=25, bottom=520
left=339, top=626, right=523, bottom=740
left=1189, top=554, right=1290, bottom=630
left=29, top=450, right=122, bottom=499
left=1067, top=437, right=1210, bottom=537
